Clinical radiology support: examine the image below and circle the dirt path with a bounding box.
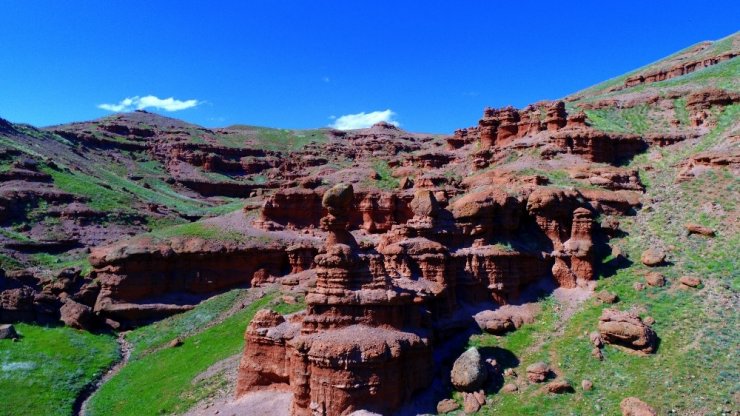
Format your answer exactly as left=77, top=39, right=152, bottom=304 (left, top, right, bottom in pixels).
left=75, top=332, right=133, bottom=416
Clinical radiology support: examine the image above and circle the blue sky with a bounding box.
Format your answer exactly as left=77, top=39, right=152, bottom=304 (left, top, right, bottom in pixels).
left=0, top=1, right=738, bottom=133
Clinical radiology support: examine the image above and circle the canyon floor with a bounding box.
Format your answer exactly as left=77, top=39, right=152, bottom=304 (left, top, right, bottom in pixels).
left=0, top=33, right=738, bottom=416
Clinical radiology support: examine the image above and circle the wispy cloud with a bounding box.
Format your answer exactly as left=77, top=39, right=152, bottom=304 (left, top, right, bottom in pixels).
left=322, top=76, right=331, bottom=83
left=98, top=95, right=200, bottom=112
left=330, top=109, right=399, bottom=130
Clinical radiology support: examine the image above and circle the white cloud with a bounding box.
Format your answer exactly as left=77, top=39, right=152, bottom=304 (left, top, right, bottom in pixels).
left=98, top=95, right=200, bottom=112
left=322, top=76, right=331, bottom=83
left=330, top=109, right=399, bottom=130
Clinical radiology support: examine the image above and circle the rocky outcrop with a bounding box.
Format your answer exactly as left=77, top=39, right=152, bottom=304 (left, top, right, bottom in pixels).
left=568, top=166, right=644, bottom=191
left=686, top=88, right=740, bottom=127
left=257, top=188, right=412, bottom=233
left=598, top=309, right=657, bottom=354
left=547, top=129, right=649, bottom=163
left=677, top=149, right=740, bottom=181
left=622, top=52, right=738, bottom=91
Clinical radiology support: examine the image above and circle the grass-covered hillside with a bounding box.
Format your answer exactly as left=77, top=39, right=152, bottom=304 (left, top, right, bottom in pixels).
left=454, top=103, right=739, bottom=415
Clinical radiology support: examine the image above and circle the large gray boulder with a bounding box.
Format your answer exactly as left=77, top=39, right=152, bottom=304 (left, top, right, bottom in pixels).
left=0, top=324, right=18, bottom=339
left=451, top=347, right=488, bottom=391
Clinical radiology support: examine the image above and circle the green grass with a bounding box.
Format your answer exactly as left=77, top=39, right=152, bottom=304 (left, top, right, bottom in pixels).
left=125, top=289, right=247, bottom=360
left=147, top=220, right=252, bottom=243
left=28, top=252, right=93, bottom=276
left=0, top=324, right=119, bottom=416
left=88, top=292, right=304, bottom=416
left=371, top=160, right=400, bottom=190
left=584, top=104, right=650, bottom=134
left=673, top=97, right=691, bottom=127
left=0, top=228, right=32, bottom=242
left=226, top=126, right=329, bottom=152
left=0, top=253, right=24, bottom=270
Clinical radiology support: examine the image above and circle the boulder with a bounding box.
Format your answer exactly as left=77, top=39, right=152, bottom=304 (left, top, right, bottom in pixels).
left=598, top=309, right=657, bottom=354
left=409, top=190, right=439, bottom=218
left=0, top=324, right=18, bottom=339
left=595, top=290, right=619, bottom=304
left=645, top=272, right=665, bottom=287
left=59, top=299, right=94, bottom=330
left=620, top=397, right=657, bottom=416
left=679, top=276, right=702, bottom=288
left=436, top=399, right=460, bottom=414
left=546, top=380, right=574, bottom=394
left=633, top=282, right=645, bottom=291
left=640, top=249, right=665, bottom=267
left=685, top=223, right=715, bottom=237
left=581, top=379, right=593, bottom=391
left=321, top=183, right=354, bottom=215
left=502, top=383, right=518, bottom=393
left=451, top=347, right=488, bottom=391
left=589, top=331, right=603, bottom=348
left=526, top=362, right=551, bottom=383
left=462, top=392, right=481, bottom=414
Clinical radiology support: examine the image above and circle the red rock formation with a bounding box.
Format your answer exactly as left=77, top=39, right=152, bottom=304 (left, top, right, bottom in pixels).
left=544, top=101, right=567, bottom=132
left=568, top=166, right=644, bottom=191
left=237, top=184, right=433, bottom=416
left=547, top=130, right=648, bottom=163
left=686, top=88, right=740, bottom=127
left=622, top=52, right=737, bottom=90
left=677, top=149, right=740, bottom=181
left=257, top=188, right=413, bottom=234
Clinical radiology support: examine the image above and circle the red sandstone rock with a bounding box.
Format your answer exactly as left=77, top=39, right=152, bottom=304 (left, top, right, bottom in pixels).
left=620, top=397, right=657, bottom=416
left=645, top=272, right=666, bottom=287
left=546, top=380, right=574, bottom=394
left=677, top=150, right=740, bottom=181
left=462, top=392, right=481, bottom=414
left=598, top=309, right=657, bottom=354
left=685, top=223, right=715, bottom=237
left=640, top=249, right=666, bottom=267
left=679, top=276, right=702, bottom=288
left=59, top=298, right=95, bottom=330
left=526, top=362, right=551, bottom=383
left=437, top=399, right=460, bottom=414
left=502, top=383, right=518, bottom=393
left=595, top=291, right=619, bottom=304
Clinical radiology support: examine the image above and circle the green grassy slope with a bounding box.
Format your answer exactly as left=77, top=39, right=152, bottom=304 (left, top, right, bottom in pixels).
left=570, top=31, right=739, bottom=100
left=0, top=325, right=119, bottom=416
